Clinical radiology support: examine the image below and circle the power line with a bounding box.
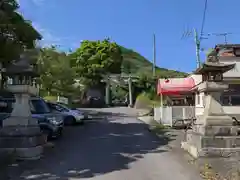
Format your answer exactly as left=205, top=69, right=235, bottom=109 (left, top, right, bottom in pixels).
left=206, top=32, right=232, bottom=44
left=200, top=0, right=208, bottom=40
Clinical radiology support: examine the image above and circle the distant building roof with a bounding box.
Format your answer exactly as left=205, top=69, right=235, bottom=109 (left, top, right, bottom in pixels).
left=194, top=62, right=235, bottom=74
left=215, top=44, right=240, bottom=49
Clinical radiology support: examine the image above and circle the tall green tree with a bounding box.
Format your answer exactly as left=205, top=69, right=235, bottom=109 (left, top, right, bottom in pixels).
left=37, top=47, right=76, bottom=96
left=0, top=0, right=41, bottom=67
left=50, top=53, right=76, bottom=96
left=70, top=39, right=123, bottom=86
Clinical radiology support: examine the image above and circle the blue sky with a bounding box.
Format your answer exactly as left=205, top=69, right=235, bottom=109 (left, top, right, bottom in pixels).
left=18, top=0, right=240, bottom=73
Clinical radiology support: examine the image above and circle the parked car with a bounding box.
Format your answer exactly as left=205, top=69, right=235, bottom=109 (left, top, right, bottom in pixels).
left=56, top=102, right=89, bottom=118
left=46, top=102, right=85, bottom=125
left=0, top=95, right=64, bottom=140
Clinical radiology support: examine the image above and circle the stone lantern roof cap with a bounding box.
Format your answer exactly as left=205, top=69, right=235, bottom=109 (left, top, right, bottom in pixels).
left=3, top=54, right=39, bottom=77
left=194, top=62, right=235, bottom=74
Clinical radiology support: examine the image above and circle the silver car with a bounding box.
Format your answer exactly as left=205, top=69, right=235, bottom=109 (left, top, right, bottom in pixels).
left=47, top=102, right=86, bottom=125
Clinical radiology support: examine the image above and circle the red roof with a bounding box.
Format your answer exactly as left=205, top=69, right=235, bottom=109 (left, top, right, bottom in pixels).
left=157, top=77, right=195, bottom=95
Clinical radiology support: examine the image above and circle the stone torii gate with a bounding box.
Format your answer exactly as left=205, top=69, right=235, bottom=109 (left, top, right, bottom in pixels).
left=102, top=74, right=138, bottom=107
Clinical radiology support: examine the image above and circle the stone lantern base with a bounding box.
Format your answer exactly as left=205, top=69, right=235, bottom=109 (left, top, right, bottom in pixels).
left=0, top=85, right=45, bottom=160
left=0, top=124, right=45, bottom=160
left=182, top=95, right=240, bottom=158
left=182, top=122, right=240, bottom=158
left=181, top=78, right=240, bottom=158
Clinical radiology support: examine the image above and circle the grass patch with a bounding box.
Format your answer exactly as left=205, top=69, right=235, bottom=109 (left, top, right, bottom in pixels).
left=200, top=163, right=221, bottom=180
left=149, top=120, right=170, bottom=134
left=135, top=93, right=162, bottom=109
left=151, top=100, right=161, bottom=107
left=43, top=96, right=57, bottom=102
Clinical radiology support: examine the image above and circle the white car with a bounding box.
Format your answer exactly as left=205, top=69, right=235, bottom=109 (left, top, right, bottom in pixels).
left=47, top=102, right=86, bottom=125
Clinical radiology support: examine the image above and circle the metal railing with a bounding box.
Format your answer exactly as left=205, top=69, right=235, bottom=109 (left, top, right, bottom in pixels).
left=154, top=106, right=195, bottom=127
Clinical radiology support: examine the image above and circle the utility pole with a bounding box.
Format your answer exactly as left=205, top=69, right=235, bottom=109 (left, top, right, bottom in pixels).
left=182, top=28, right=202, bottom=68
left=194, top=28, right=201, bottom=68
left=128, top=74, right=133, bottom=108
left=153, top=33, right=156, bottom=77
left=104, top=76, right=111, bottom=107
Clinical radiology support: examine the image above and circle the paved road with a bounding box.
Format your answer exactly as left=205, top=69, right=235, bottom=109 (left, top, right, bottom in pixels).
left=3, top=107, right=202, bottom=180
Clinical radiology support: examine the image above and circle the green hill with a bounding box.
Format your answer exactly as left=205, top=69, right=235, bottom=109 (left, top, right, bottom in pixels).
left=120, top=46, right=188, bottom=78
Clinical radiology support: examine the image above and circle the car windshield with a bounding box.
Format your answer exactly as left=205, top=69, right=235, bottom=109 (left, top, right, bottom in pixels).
left=55, top=103, right=68, bottom=109
left=55, top=104, right=69, bottom=112
left=31, top=99, right=51, bottom=114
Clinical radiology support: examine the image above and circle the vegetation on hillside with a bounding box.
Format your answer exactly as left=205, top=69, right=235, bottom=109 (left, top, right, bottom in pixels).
left=120, top=46, right=188, bottom=77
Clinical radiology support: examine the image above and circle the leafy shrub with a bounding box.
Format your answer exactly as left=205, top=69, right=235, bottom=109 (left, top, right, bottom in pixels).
left=135, top=92, right=154, bottom=109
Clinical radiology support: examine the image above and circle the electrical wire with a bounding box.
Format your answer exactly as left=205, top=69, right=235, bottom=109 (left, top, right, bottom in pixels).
left=200, top=0, right=208, bottom=40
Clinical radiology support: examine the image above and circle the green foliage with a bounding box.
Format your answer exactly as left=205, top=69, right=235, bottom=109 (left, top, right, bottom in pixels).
left=150, top=120, right=170, bottom=132
left=70, top=39, right=123, bottom=86
left=206, top=48, right=214, bottom=57
left=136, top=93, right=152, bottom=104
left=120, top=46, right=188, bottom=78
left=135, top=92, right=161, bottom=109
left=37, top=47, right=77, bottom=96
left=0, top=0, right=42, bottom=66
left=136, top=75, right=156, bottom=90
left=121, top=46, right=187, bottom=107
left=133, top=74, right=156, bottom=100
left=43, top=96, right=57, bottom=102
left=111, top=85, right=127, bottom=100
left=135, top=92, right=154, bottom=109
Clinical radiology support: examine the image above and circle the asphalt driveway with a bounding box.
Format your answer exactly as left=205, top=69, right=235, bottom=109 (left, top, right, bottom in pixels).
left=2, top=107, right=202, bottom=180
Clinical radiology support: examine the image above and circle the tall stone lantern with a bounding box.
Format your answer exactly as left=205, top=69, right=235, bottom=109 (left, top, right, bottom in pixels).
left=0, top=55, right=44, bottom=160
left=182, top=56, right=240, bottom=158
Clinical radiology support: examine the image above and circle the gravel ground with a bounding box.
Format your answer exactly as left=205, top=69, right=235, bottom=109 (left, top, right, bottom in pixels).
left=1, top=107, right=202, bottom=180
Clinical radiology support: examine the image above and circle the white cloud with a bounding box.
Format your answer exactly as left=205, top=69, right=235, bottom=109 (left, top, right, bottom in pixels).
left=32, top=22, right=80, bottom=49
left=17, top=0, right=46, bottom=6
left=32, top=22, right=61, bottom=47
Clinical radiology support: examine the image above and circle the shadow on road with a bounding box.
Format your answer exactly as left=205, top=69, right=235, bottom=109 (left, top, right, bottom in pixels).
left=79, top=107, right=140, bottom=119
left=3, top=113, right=176, bottom=180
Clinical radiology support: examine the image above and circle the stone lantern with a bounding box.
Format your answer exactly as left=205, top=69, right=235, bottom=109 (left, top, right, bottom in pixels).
left=182, top=56, right=240, bottom=158
left=0, top=55, right=44, bottom=160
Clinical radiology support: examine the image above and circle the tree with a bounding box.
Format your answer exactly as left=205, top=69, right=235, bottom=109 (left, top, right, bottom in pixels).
left=0, top=0, right=42, bottom=67
left=70, top=39, right=123, bottom=86
left=133, top=74, right=157, bottom=100
left=50, top=53, right=76, bottom=96
left=37, top=47, right=76, bottom=96
left=121, top=60, right=132, bottom=74
left=205, top=48, right=214, bottom=57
